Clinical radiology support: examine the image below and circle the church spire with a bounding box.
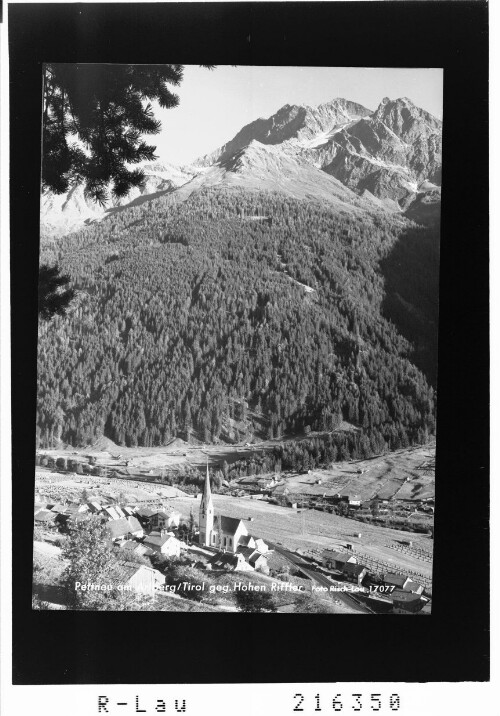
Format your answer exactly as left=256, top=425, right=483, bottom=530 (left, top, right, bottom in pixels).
left=199, top=461, right=214, bottom=546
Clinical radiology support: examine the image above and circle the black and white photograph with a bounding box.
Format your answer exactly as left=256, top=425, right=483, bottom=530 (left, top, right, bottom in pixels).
left=7, top=0, right=489, bottom=693
left=33, top=64, right=442, bottom=616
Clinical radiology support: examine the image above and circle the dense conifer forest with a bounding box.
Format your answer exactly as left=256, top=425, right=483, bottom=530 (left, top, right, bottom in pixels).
left=37, top=188, right=438, bottom=460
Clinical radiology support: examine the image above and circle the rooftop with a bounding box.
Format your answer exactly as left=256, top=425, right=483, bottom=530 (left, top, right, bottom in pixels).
left=391, top=589, right=423, bottom=604
left=322, top=550, right=353, bottom=563
left=144, top=532, right=176, bottom=548
left=215, top=515, right=246, bottom=535
left=208, top=551, right=241, bottom=569
left=106, top=518, right=131, bottom=539
left=384, top=573, right=409, bottom=588
left=342, top=562, right=366, bottom=576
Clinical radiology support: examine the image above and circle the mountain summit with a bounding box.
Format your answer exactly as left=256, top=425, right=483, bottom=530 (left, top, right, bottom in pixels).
left=40, top=96, right=442, bottom=237
left=194, top=96, right=441, bottom=208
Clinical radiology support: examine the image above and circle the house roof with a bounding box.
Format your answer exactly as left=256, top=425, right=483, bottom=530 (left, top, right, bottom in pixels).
left=384, top=573, right=409, bottom=588
left=34, top=509, right=56, bottom=523
left=208, top=551, right=241, bottom=569
left=65, top=505, right=81, bottom=515
left=50, top=503, right=68, bottom=513
left=249, top=552, right=266, bottom=566
left=106, top=518, right=131, bottom=539
left=105, top=506, right=122, bottom=520
left=322, top=550, right=352, bottom=563
left=153, top=506, right=178, bottom=518
left=87, top=502, right=102, bottom=513
left=237, top=546, right=256, bottom=560
left=342, top=562, right=366, bottom=576
left=404, top=579, right=424, bottom=593
left=391, top=589, right=423, bottom=605
left=215, top=515, right=245, bottom=535
left=107, top=560, right=152, bottom=586
left=136, top=507, right=156, bottom=518
left=239, top=535, right=256, bottom=547
left=127, top=516, right=142, bottom=532
left=144, top=532, right=176, bottom=548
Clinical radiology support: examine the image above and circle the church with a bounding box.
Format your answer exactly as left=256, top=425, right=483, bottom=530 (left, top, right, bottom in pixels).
left=199, top=466, right=249, bottom=553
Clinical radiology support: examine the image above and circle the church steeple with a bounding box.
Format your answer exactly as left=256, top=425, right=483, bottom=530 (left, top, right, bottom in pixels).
left=199, top=462, right=214, bottom=546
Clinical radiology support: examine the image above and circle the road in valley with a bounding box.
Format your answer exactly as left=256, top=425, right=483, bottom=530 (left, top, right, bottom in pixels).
left=266, top=541, right=373, bottom=614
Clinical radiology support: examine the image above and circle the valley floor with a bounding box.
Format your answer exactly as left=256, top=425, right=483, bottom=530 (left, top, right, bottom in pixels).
left=34, top=441, right=435, bottom=596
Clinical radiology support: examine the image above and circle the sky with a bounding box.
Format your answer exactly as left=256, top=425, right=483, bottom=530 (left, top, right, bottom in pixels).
left=152, top=66, right=443, bottom=166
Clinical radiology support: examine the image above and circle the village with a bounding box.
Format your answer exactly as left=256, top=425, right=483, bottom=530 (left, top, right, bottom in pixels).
left=33, top=442, right=434, bottom=614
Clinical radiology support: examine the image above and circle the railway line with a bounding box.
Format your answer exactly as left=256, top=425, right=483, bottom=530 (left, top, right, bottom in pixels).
left=266, top=540, right=374, bottom=614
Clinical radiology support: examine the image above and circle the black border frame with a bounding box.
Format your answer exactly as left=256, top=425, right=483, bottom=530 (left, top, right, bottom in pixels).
left=10, top=1, right=489, bottom=685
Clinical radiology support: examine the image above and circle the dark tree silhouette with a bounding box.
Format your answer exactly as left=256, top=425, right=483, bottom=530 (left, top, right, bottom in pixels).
left=38, top=263, right=75, bottom=320
left=40, top=64, right=215, bottom=319
left=42, top=64, right=184, bottom=204
left=42, top=64, right=215, bottom=204
left=236, top=589, right=277, bottom=612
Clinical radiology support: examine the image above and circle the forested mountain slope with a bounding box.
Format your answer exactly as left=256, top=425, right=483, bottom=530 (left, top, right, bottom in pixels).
left=37, top=188, right=438, bottom=455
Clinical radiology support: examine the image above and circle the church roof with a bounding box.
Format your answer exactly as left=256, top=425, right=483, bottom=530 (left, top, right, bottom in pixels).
left=215, top=515, right=245, bottom=535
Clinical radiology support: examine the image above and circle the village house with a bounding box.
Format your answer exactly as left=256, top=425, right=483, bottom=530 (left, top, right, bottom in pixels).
left=134, top=507, right=156, bottom=528
left=149, top=507, right=181, bottom=531
left=404, top=579, right=424, bottom=595
left=106, top=516, right=144, bottom=542
left=119, top=541, right=155, bottom=559
left=342, top=562, right=368, bottom=586
left=256, top=477, right=276, bottom=490
left=143, top=531, right=182, bottom=557
left=34, top=509, right=57, bottom=526
left=86, top=501, right=103, bottom=514
left=49, top=502, right=70, bottom=514
left=322, top=549, right=357, bottom=571
left=248, top=552, right=269, bottom=572
left=207, top=551, right=253, bottom=572
left=108, top=561, right=165, bottom=594
left=239, top=535, right=257, bottom=549
left=391, top=590, right=425, bottom=614
left=104, top=505, right=124, bottom=521
left=237, top=546, right=269, bottom=572
left=383, top=572, right=413, bottom=591
left=250, top=537, right=269, bottom=553
left=64, top=502, right=89, bottom=516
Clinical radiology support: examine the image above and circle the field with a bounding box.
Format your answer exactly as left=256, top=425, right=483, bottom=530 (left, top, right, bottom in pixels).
left=273, top=442, right=435, bottom=502
left=35, top=441, right=435, bottom=588
left=36, top=423, right=359, bottom=474
left=172, top=492, right=433, bottom=581
left=35, top=469, right=188, bottom=509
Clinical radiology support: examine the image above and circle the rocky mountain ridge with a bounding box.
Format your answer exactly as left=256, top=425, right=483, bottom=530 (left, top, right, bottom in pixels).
left=40, top=96, right=442, bottom=237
